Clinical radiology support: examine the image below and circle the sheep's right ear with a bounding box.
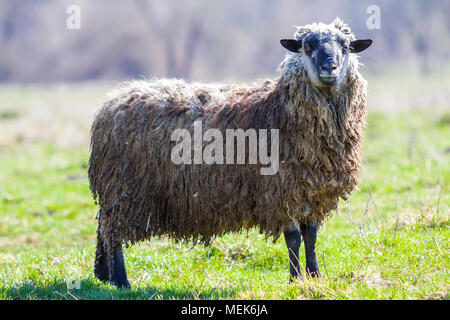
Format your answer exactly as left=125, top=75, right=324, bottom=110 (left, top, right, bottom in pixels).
left=280, top=39, right=302, bottom=52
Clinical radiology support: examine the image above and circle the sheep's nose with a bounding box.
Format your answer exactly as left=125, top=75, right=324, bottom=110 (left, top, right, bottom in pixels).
left=320, top=62, right=337, bottom=73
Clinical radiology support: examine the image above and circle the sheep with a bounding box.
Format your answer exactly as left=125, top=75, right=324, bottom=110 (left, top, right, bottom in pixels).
left=88, top=18, right=372, bottom=288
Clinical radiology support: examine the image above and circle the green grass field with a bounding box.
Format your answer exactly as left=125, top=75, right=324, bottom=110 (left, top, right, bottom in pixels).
left=0, top=80, right=448, bottom=300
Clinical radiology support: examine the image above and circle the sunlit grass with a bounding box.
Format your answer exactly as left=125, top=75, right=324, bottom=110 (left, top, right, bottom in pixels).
left=0, top=85, right=448, bottom=299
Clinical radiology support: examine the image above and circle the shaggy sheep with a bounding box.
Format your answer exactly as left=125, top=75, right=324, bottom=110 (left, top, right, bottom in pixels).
left=89, top=18, right=372, bottom=288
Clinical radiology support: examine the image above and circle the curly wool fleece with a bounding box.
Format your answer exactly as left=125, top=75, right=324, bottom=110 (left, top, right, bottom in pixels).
left=88, top=18, right=368, bottom=258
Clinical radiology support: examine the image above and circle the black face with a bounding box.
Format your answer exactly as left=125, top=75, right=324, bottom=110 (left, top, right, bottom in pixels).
left=280, top=35, right=372, bottom=86
left=304, top=33, right=347, bottom=85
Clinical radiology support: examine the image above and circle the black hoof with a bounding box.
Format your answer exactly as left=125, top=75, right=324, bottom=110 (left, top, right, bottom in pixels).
left=289, top=272, right=303, bottom=282
left=111, top=280, right=131, bottom=289
left=306, top=269, right=321, bottom=278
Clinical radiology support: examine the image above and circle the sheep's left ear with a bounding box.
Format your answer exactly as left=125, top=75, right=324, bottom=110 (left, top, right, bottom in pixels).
left=280, top=39, right=302, bottom=52
left=350, top=39, right=372, bottom=53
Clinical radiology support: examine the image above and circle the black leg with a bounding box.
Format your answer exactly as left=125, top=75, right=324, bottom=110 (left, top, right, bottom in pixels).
left=284, top=225, right=302, bottom=280
left=94, top=232, right=109, bottom=282
left=109, top=245, right=131, bottom=289
left=300, top=222, right=321, bottom=278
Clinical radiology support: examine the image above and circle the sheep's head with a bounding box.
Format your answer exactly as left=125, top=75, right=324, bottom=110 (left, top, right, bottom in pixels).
left=279, top=18, right=372, bottom=89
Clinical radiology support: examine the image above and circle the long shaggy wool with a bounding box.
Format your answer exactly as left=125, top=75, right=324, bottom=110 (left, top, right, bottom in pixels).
left=89, top=19, right=368, bottom=257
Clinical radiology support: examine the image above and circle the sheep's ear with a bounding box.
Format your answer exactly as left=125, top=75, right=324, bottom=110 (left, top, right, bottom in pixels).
left=350, top=39, right=372, bottom=53
left=280, top=39, right=302, bottom=53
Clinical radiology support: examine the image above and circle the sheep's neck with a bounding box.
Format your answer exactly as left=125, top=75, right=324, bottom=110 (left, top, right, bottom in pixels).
left=274, top=72, right=366, bottom=197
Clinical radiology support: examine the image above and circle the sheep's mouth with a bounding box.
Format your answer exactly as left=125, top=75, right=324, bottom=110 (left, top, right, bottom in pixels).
left=318, top=76, right=337, bottom=85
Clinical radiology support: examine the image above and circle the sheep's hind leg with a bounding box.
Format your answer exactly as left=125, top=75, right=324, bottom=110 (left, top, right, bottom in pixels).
left=284, top=224, right=302, bottom=281
left=300, top=222, right=321, bottom=278
left=109, top=244, right=131, bottom=289
left=94, top=231, right=109, bottom=282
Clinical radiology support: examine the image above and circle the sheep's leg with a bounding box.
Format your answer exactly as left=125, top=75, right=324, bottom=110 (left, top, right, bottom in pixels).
left=300, top=222, right=321, bottom=278
left=284, top=225, right=302, bottom=281
left=94, top=230, right=109, bottom=282
left=108, top=244, right=131, bottom=289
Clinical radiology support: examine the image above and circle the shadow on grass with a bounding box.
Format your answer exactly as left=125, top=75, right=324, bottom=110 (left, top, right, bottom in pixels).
left=3, top=278, right=239, bottom=300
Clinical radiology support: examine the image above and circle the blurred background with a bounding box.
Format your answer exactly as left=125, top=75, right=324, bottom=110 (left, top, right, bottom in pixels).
left=1, top=0, right=449, bottom=82
left=0, top=0, right=448, bottom=148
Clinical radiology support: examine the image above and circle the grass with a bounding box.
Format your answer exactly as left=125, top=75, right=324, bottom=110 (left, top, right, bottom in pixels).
left=0, top=82, right=448, bottom=300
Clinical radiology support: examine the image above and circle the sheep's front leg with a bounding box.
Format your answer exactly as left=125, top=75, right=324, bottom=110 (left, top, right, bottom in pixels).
left=284, top=225, right=302, bottom=280
left=300, top=222, right=321, bottom=278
